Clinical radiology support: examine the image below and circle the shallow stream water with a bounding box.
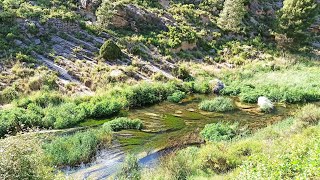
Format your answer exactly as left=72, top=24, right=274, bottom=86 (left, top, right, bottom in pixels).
left=65, top=94, right=299, bottom=179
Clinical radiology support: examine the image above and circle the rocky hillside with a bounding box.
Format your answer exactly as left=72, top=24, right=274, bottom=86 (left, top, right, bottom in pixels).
left=0, top=0, right=319, bottom=103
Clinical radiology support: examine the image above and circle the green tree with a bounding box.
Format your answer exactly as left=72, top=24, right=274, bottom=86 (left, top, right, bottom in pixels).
left=217, top=0, right=247, bottom=33
left=277, top=0, right=318, bottom=40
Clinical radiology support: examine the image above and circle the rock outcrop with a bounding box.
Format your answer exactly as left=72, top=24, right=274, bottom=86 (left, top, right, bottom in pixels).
left=110, top=4, right=168, bottom=32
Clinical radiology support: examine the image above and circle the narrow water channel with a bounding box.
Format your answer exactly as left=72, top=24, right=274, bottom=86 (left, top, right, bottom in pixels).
left=64, top=95, right=299, bottom=179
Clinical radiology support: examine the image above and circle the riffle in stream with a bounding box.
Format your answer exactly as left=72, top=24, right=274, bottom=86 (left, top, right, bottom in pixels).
left=64, top=95, right=299, bottom=179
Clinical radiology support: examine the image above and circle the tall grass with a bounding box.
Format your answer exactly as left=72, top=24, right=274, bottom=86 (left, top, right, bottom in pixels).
left=115, top=154, right=141, bottom=180
left=199, top=97, right=235, bottom=112
left=222, top=64, right=320, bottom=103
left=103, top=117, right=143, bottom=131
left=44, top=117, right=142, bottom=167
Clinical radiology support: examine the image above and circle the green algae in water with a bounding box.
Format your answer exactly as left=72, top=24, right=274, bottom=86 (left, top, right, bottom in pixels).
left=79, top=111, right=129, bottom=127
left=116, top=130, right=155, bottom=152
left=79, top=118, right=112, bottom=127
left=163, top=114, right=186, bottom=130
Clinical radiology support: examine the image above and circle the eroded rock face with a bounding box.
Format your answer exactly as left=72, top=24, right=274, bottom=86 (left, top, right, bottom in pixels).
left=80, top=0, right=101, bottom=11
left=110, top=4, right=168, bottom=32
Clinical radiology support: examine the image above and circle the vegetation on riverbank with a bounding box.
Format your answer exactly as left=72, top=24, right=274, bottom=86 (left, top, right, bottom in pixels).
left=0, top=80, right=211, bottom=137
left=140, top=104, right=320, bottom=179
left=0, top=0, right=319, bottom=179
left=44, top=117, right=143, bottom=167
left=221, top=59, right=320, bottom=103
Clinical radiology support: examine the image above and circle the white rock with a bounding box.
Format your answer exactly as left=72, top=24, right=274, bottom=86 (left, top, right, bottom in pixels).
left=258, top=96, right=274, bottom=112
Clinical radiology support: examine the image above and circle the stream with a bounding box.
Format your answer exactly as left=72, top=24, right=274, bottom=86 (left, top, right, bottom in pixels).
left=64, top=95, right=299, bottom=179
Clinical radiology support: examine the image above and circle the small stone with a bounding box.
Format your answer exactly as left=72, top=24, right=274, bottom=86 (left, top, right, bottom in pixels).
left=173, top=114, right=182, bottom=117
left=34, top=39, right=41, bottom=45
left=145, top=113, right=159, bottom=117
left=175, top=110, right=183, bottom=114
left=14, top=40, right=23, bottom=46
left=187, top=108, right=195, bottom=112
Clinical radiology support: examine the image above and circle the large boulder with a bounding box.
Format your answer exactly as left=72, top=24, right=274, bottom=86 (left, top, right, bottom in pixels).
left=258, top=96, right=274, bottom=113
left=209, top=79, right=225, bottom=94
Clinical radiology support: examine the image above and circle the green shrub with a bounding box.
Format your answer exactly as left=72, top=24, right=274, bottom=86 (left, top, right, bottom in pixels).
left=295, top=104, right=320, bottom=125
left=100, top=40, right=122, bottom=61
left=193, top=80, right=211, bottom=94
left=103, top=117, right=143, bottom=131
left=0, top=134, right=54, bottom=180
left=0, top=86, right=19, bottom=104
left=199, top=97, right=235, bottom=112
left=17, top=91, right=64, bottom=108
left=43, top=103, right=86, bottom=129
left=116, top=154, right=141, bottom=180
left=44, top=130, right=99, bottom=166
left=167, top=91, right=186, bottom=103
left=172, top=65, right=192, bottom=81
left=200, top=123, right=237, bottom=142
left=123, top=82, right=176, bottom=107
left=0, top=107, right=43, bottom=137
left=87, top=99, right=122, bottom=118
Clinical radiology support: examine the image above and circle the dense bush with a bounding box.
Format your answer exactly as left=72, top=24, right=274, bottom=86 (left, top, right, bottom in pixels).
left=116, top=154, right=141, bottom=180
left=100, top=40, right=122, bottom=61
left=295, top=104, right=320, bottom=125
left=172, top=65, right=192, bottom=81
left=123, top=82, right=177, bottom=107
left=0, top=106, right=43, bottom=137
left=199, top=97, right=235, bottom=112
left=0, top=134, right=54, bottom=180
left=87, top=99, right=122, bottom=118
left=167, top=91, right=186, bottom=103
left=157, top=25, right=197, bottom=49
left=200, top=123, right=238, bottom=142
left=103, top=117, right=143, bottom=131
left=43, top=103, right=86, bottom=129
left=16, top=91, right=64, bottom=108
left=0, top=87, right=19, bottom=104
left=44, top=130, right=100, bottom=166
